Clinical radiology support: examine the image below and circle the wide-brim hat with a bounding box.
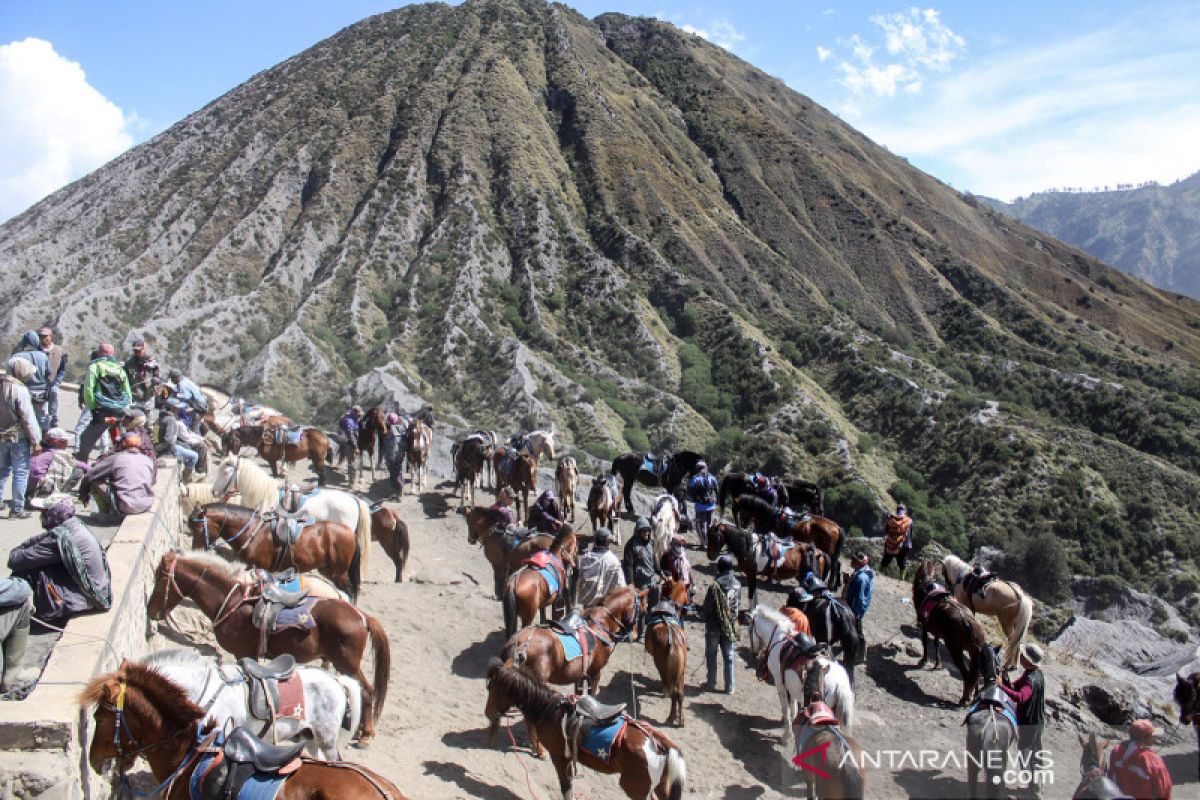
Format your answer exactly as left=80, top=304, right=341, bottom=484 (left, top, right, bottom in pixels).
left=1021, top=643, right=1045, bottom=665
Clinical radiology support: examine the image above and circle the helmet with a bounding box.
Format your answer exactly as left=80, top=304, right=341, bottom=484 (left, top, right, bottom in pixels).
left=634, top=516, right=651, bottom=534
left=594, top=528, right=612, bottom=546
left=386, top=412, right=399, bottom=425
left=802, top=573, right=827, bottom=593
left=717, top=554, right=735, bottom=573
left=787, top=587, right=813, bottom=607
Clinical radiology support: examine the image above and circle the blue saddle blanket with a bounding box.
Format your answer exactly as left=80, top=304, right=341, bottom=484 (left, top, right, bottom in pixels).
left=556, top=632, right=583, bottom=661
left=581, top=716, right=627, bottom=763
left=275, top=574, right=302, bottom=594
left=189, top=732, right=288, bottom=800
left=640, top=456, right=665, bottom=478
left=276, top=597, right=319, bottom=631
left=536, top=565, right=562, bottom=596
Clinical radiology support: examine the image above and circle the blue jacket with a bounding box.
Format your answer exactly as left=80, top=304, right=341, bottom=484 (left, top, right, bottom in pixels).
left=688, top=472, right=718, bottom=512
left=846, top=566, right=875, bottom=619
left=12, top=331, right=51, bottom=400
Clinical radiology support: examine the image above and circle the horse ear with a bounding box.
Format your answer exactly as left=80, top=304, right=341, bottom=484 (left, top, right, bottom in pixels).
left=1077, top=733, right=1088, bottom=748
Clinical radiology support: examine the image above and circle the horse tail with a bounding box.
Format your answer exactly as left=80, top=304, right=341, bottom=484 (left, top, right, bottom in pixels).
left=336, top=674, right=364, bottom=741
left=1004, top=590, right=1034, bottom=670
left=348, top=540, right=362, bottom=602
left=830, top=524, right=846, bottom=590
left=354, top=498, right=372, bottom=574
left=841, top=740, right=865, bottom=800
left=664, top=747, right=687, bottom=800
left=365, top=612, right=391, bottom=724
left=502, top=578, right=519, bottom=638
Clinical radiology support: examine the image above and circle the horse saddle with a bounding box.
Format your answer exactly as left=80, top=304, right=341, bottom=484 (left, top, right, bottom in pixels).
left=639, top=454, right=667, bottom=481
left=239, top=655, right=307, bottom=726
left=965, top=686, right=1018, bottom=730
left=498, top=450, right=518, bottom=480
left=251, top=594, right=317, bottom=644
left=575, top=695, right=626, bottom=725
left=500, top=525, right=534, bottom=551
left=266, top=513, right=311, bottom=553
left=777, top=508, right=811, bottom=530
left=919, top=587, right=953, bottom=621
left=191, top=727, right=305, bottom=800
left=780, top=632, right=823, bottom=673
left=566, top=696, right=628, bottom=765
left=761, top=533, right=795, bottom=568
left=962, top=570, right=998, bottom=598
left=550, top=611, right=587, bottom=634
left=277, top=484, right=320, bottom=516
left=646, top=602, right=683, bottom=629
left=795, top=700, right=839, bottom=728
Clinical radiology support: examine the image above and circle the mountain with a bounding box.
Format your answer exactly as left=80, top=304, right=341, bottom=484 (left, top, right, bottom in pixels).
left=3, top=0, right=1200, bottom=613
left=984, top=172, right=1200, bottom=298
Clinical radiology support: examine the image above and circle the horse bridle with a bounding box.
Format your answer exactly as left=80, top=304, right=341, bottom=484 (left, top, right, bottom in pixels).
left=190, top=506, right=259, bottom=552
left=213, top=456, right=240, bottom=499
left=593, top=596, right=638, bottom=642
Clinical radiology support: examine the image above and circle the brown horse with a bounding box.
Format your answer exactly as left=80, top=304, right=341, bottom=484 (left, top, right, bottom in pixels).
left=148, top=551, right=390, bottom=742
left=369, top=502, right=410, bottom=582
left=645, top=585, right=688, bottom=727
left=1175, top=670, right=1200, bottom=779
left=464, top=505, right=553, bottom=598
left=484, top=662, right=686, bottom=799
left=733, top=494, right=844, bottom=589
left=358, top=406, right=387, bottom=478
left=189, top=502, right=362, bottom=599
left=405, top=418, right=431, bottom=492
left=555, top=456, right=579, bottom=522
left=80, top=660, right=406, bottom=799
left=913, top=559, right=988, bottom=706
left=1073, top=732, right=1127, bottom=800
left=707, top=522, right=824, bottom=605
left=791, top=669, right=865, bottom=800
left=501, top=527, right=578, bottom=637
left=586, top=473, right=621, bottom=543
left=495, top=451, right=537, bottom=521
left=452, top=436, right=489, bottom=508
left=258, top=424, right=332, bottom=486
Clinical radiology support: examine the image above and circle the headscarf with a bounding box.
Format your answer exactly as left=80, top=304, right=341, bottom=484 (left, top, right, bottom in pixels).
left=5, top=358, right=35, bottom=381
left=40, top=499, right=77, bottom=530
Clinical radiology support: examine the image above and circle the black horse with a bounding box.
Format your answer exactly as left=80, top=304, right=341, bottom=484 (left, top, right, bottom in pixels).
left=802, top=590, right=863, bottom=687
left=717, top=472, right=823, bottom=515
left=609, top=450, right=705, bottom=515
left=222, top=424, right=264, bottom=456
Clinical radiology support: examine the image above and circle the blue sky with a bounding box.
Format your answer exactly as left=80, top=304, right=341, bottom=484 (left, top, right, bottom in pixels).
left=2, top=1, right=1198, bottom=221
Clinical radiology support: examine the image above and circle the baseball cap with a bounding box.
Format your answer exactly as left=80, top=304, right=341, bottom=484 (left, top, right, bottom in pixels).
left=37, top=326, right=53, bottom=336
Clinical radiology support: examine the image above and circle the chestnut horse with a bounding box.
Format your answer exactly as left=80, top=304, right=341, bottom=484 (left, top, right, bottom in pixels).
left=358, top=406, right=387, bottom=478
left=464, top=505, right=552, bottom=598
left=501, top=527, right=578, bottom=636
left=148, top=551, right=391, bottom=742
left=258, top=423, right=332, bottom=486
left=586, top=473, right=621, bottom=543
left=645, top=583, right=689, bottom=727
left=555, top=456, right=579, bottom=522
left=369, top=502, right=410, bottom=583
left=189, top=502, right=362, bottom=599
left=733, top=494, right=844, bottom=589
left=707, top=521, right=826, bottom=605
left=405, top=418, right=431, bottom=492
left=484, top=662, right=686, bottom=800
left=495, top=452, right=537, bottom=521
left=913, top=559, right=988, bottom=706
left=80, top=661, right=405, bottom=799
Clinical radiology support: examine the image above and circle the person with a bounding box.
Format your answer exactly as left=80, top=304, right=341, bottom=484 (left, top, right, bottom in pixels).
left=0, top=359, right=43, bottom=520
left=37, top=328, right=67, bottom=430
left=751, top=473, right=777, bottom=506
left=490, top=487, right=517, bottom=527
left=881, top=504, right=914, bottom=578
left=8, top=500, right=111, bottom=625
left=844, top=552, right=875, bottom=660
left=659, top=534, right=693, bottom=594
left=77, top=344, right=132, bottom=462
left=417, top=404, right=435, bottom=429
left=703, top=554, right=741, bottom=693
left=11, top=331, right=52, bottom=433
left=623, top=517, right=661, bottom=639
left=574, top=528, right=626, bottom=608
left=780, top=586, right=813, bottom=636
left=156, top=400, right=199, bottom=480
left=999, top=643, right=1047, bottom=793
left=686, top=460, right=719, bottom=548
left=166, top=368, right=207, bottom=431
left=339, top=405, right=362, bottom=482
left=526, top=489, right=565, bottom=534
left=123, top=338, right=161, bottom=412
left=0, top=576, right=32, bottom=694
left=26, top=428, right=88, bottom=505
left=1109, top=719, right=1173, bottom=800
left=381, top=411, right=406, bottom=500
left=78, top=433, right=155, bottom=521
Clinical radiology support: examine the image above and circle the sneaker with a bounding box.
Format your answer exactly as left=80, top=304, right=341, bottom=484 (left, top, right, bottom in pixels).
left=9, top=510, right=32, bottom=520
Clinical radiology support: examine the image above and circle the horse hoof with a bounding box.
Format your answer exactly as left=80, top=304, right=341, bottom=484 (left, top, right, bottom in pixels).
left=351, top=736, right=373, bottom=748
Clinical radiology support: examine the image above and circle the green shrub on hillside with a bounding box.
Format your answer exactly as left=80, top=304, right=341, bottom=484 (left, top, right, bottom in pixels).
left=824, top=481, right=880, bottom=536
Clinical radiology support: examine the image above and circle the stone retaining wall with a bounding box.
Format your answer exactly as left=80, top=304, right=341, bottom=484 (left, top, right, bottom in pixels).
left=0, top=462, right=181, bottom=799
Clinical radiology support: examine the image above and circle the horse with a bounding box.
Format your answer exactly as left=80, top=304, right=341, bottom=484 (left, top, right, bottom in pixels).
left=913, top=559, right=989, bottom=706
left=496, top=452, right=537, bottom=521
left=965, top=644, right=1018, bottom=799
left=800, top=587, right=863, bottom=686
left=180, top=480, right=237, bottom=517
left=240, top=567, right=351, bottom=602
left=501, top=527, right=578, bottom=637
left=147, top=551, right=391, bottom=742
left=189, top=502, right=363, bottom=599
left=405, top=418, right=431, bottom=491
left=586, top=473, right=621, bottom=543
left=465, top=505, right=553, bottom=598
left=748, top=605, right=855, bottom=754
left=706, top=521, right=826, bottom=606
left=1073, top=732, right=1129, bottom=799
left=514, top=429, right=558, bottom=462
left=610, top=451, right=705, bottom=515
left=368, top=502, right=410, bottom=582
left=1174, top=669, right=1200, bottom=780
left=650, top=494, right=680, bottom=561
left=80, top=661, right=406, bottom=799
left=452, top=435, right=489, bottom=508
left=644, top=594, right=688, bottom=727
left=358, top=406, right=387, bottom=478
left=555, top=456, right=579, bottom=522
left=470, top=430, right=501, bottom=488
left=257, top=423, right=332, bottom=486
left=942, top=555, right=1034, bottom=671
left=777, top=478, right=824, bottom=515
left=141, top=649, right=360, bottom=761
left=484, top=661, right=686, bottom=800
left=791, top=668, right=865, bottom=800
left=732, top=494, right=844, bottom=589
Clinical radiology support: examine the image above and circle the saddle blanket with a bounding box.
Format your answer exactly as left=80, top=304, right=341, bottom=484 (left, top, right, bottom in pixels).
left=273, top=573, right=302, bottom=594
left=273, top=598, right=318, bottom=632
left=965, top=701, right=1019, bottom=731
left=646, top=611, right=683, bottom=630
left=501, top=526, right=536, bottom=552
left=536, top=565, right=562, bottom=596
left=581, top=716, right=628, bottom=764
left=919, top=588, right=952, bottom=622
left=274, top=672, right=307, bottom=721
left=277, top=485, right=321, bottom=508
left=189, top=732, right=290, bottom=800
left=557, top=631, right=583, bottom=661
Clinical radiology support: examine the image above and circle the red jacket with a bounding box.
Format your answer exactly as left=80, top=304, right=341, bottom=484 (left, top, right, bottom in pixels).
left=1109, top=740, right=1172, bottom=799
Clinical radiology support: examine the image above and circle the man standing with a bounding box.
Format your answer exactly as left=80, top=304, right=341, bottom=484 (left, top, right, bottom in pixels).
left=124, top=339, right=161, bottom=413
left=79, top=433, right=155, bottom=521
left=77, top=344, right=132, bottom=462
left=37, top=328, right=67, bottom=429
left=11, top=332, right=51, bottom=433
left=381, top=412, right=406, bottom=500
left=574, top=528, right=626, bottom=608
left=0, top=360, right=43, bottom=520
left=686, top=460, right=719, bottom=548
left=1109, top=719, right=1172, bottom=800
left=881, top=504, right=914, bottom=579
left=844, top=552, right=875, bottom=661
left=623, top=517, right=661, bottom=639
left=1000, top=643, right=1047, bottom=795
left=339, top=405, right=363, bottom=485
left=703, top=554, right=741, bottom=693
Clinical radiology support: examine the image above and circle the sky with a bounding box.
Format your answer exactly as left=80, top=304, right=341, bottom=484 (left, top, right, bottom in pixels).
left=1, top=0, right=1198, bottom=222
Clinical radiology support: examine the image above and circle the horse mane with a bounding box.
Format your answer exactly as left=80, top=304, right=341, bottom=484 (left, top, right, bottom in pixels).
left=230, top=458, right=278, bottom=506
left=487, top=662, right=566, bottom=726
left=142, top=649, right=210, bottom=669
left=723, top=524, right=755, bottom=561
left=79, top=662, right=207, bottom=732
left=942, top=554, right=970, bottom=582
left=735, top=493, right=772, bottom=515
left=176, top=549, right=246, bottom=578
left=753, top=604, right=794, bottom=634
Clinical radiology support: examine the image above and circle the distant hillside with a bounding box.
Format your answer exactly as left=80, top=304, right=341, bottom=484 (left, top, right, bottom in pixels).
left=985, top=172, right=1200, bottom=298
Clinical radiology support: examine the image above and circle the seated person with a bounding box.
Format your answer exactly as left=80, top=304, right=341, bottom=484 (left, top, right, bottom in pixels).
left=26, top=428, right=88, bottom=506
left=490, top=487, right=517, bottom=527
left=156, top=400, right=206, bottom=479
left=0, top=576, right=32, bottom=693
left=526, top=489, right=564, bottom=534
left=8, top=500, right=111, bottom=624
left=78, top=433, right=156, bottom=520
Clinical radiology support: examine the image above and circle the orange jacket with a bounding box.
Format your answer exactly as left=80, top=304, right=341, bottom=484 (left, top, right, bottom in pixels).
left=779, top=606, right=811, bottom=636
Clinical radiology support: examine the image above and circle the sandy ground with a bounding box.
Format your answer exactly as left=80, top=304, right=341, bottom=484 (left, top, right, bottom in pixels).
left=143, top=451, right=1199, bottom=800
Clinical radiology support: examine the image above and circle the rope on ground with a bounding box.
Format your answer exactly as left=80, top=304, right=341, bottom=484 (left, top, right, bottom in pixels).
left=628, top=638, right=639, bottom=719
left=504, top=718, right=540, bottom=800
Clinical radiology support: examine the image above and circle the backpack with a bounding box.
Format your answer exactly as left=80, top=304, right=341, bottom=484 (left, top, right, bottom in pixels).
left=92, top=361, right=129, bottom=411
left=701, top=475, right=718, bottom=505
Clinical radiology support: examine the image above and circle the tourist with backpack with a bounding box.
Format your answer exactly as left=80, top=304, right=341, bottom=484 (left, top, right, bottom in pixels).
left=11, top=331, right=51, bottom=434
left=76, top=344, right=132, bottom=462
left=686, top=460, right=718, bottom=548
left=0, top=360, right=43, bottom=520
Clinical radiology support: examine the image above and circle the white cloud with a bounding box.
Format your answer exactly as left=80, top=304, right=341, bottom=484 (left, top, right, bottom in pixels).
left=676, top=18, right=745, bottom=51
left=0, top=38, right=133, bottom=222
left=817, top=46, right=832, bottom=63
left=831, top=7, right=965, bottom=99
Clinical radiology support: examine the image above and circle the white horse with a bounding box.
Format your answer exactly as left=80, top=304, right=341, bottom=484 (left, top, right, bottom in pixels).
left=180, top=481, right=239, bottom=517
left=650, top=493, right=680, bottom=561
left=942, top=555, right=1034, bottom=671
left=519, top=429, right=557, bottom=462
left=210, top=455, right=372, bottom=574
left=748, top=606, right=855, bottom=753
left=142, top=649, right=361, bottom=760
